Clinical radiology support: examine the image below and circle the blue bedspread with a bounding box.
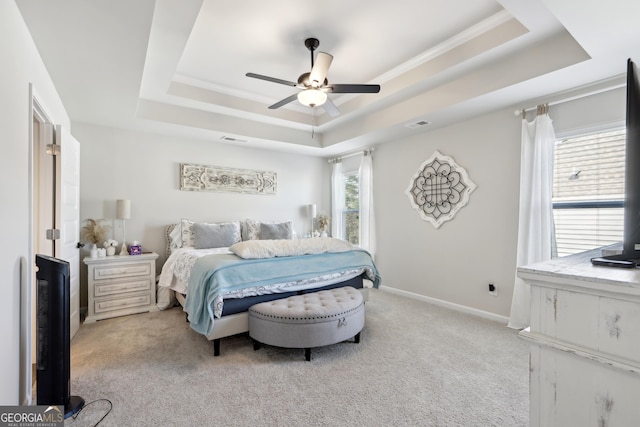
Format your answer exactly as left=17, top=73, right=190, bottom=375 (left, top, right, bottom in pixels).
left=185, top=249, right=380, bottom=335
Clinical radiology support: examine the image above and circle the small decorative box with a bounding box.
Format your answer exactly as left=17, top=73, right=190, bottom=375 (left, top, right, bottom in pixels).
left=128, top=245, right=142, bottom=255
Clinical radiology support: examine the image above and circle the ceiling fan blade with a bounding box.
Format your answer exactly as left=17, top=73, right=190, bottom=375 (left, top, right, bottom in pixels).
left=309, top=52, right=333, bottom=87
left=268, top=93, right=299, bottom=109
left=246, top=72, right=298, bottom=87
left=327, top=84, right=381, bottom=94
left=322, top=97, right=340, bottom=117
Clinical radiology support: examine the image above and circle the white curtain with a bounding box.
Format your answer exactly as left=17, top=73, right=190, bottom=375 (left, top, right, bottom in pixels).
left=359, top=151, right=376, bottom=258
left=508, top=105, right=557, bottom=329
left=331, top=160, right=344, bottom=239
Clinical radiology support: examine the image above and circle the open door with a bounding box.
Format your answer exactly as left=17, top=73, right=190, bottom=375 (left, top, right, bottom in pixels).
left=24, top=88, right=81, bottom=406
left=54, top=125, right=81, bottom=338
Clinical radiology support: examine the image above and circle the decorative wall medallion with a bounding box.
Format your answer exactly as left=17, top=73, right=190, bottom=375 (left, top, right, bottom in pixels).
left=180, top=163, right=277, bottom=194
left=405, top=150, right=476, bottom=228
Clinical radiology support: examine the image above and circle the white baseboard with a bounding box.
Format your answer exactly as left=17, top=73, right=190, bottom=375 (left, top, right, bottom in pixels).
left=378, top=285, right=510, bottom=325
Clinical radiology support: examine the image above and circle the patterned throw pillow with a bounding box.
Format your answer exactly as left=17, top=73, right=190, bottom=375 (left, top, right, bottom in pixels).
left=180, top=218, right=196, bottom=248
left=241, top=219, right=260, bottom=241
left=168, top=224, right=182, bottom=252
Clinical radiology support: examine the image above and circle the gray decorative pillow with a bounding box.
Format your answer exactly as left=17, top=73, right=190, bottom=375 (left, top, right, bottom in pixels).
left=259, top=222, right=293, bottom=240
left=192, top=221, right=241, bottom=249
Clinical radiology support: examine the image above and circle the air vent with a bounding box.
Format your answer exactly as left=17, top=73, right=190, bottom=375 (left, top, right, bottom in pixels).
left=405, top=120, right=431, bottom=129
left=220, top=136, right=249, bottom=143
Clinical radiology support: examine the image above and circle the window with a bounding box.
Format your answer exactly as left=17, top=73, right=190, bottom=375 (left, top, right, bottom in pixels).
left=342, top=173, right=359, bottom=245
left=552, top=129, right=625, bottom=257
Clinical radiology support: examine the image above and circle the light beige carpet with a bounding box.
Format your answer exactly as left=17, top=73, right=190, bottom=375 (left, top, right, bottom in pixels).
left=65, top=290, right=529, bottom=426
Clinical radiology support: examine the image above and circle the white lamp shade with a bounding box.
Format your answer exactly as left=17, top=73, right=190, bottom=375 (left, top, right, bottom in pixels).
left=116, top=199, right=131, bottom=219
left=308, top=204, right=317, bottom=218
left=297, top=89, right=327, bottom=107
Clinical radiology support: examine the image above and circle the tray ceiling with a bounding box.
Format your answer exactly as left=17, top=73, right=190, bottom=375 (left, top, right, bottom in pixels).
left=16, top=0, right=640, bottom=156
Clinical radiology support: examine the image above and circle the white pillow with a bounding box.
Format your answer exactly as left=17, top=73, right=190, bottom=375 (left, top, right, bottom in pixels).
left=230, top=237, right=353, bottom=259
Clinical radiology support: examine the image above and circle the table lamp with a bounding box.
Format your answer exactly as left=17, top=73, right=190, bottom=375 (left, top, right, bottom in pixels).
left=116, top=199, right=131, bottom=255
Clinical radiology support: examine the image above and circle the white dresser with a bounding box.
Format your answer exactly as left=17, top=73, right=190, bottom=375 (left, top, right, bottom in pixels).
left=84, top=252, right=159, bottom=323
left=518, top=249, right=640, bottom=426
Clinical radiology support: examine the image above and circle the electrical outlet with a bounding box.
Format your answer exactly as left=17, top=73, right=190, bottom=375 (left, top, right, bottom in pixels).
left=488, top=283, right=498, bottom=296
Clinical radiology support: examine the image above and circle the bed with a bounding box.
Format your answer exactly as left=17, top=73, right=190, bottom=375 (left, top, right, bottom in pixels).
left=157, top=219, right=380, bottom=355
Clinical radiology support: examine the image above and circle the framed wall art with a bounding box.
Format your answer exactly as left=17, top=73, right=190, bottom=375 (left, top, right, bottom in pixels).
left=405, top=150, right=476, bottom=228
left=180, top=163, right=277, bottom=195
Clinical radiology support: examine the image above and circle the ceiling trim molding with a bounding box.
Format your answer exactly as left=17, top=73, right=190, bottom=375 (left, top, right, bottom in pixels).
left=375, top=9, right=520, bottom=84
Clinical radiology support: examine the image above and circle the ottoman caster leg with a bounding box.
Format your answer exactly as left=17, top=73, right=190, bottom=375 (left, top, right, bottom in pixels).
left=305, top=348, right=311, bottom=361
left=354, top=332, right=361, bottom=344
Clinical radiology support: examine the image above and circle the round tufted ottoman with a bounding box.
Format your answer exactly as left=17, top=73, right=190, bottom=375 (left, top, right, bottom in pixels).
left=248, top=286, right=365, bottom=361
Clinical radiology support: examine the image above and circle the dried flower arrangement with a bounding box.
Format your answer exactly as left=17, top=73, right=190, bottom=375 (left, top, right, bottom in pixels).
left=81, top=218, right=111, bottom=245
left=317, top=214, right=330, bottom=231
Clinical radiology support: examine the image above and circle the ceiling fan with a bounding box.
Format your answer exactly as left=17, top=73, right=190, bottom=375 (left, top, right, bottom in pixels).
left=246, top=38, right=381, bottom=117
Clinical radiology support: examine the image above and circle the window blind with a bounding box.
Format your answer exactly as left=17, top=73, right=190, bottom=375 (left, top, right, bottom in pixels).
left=552, top=129, right=625, bottom=256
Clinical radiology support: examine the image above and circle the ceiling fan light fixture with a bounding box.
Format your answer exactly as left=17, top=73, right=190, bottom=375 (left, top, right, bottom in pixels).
left=247, top=38, right=379, bottom=114
left=297, top=89, right=327, bottom=107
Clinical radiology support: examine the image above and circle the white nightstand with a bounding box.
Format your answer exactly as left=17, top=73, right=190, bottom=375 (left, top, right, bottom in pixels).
left=84, top=252, right=159, bottom=323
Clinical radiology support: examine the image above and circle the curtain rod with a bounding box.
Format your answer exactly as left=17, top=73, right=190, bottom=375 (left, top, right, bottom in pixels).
left=328, top=148, right=374, bottom=163
left=515, top=103, right=549, bottom=118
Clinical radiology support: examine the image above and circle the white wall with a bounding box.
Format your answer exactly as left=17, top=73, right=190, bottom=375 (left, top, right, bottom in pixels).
left=72, top=123, right=329, bottom=306
left=374, top=109, right=522, bottom=317
left=551, top=86, right=625, bottom=137
left=373, top=86, right=626, bottom=319
left=1, top=1, right=70, bottom=404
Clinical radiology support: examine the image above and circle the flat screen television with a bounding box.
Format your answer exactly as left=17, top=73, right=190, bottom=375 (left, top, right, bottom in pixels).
left=592, top=59, right=640, bottom=267
left=35, top=254, right=84, bottom=418
left=623, top=58, right=640, bottom=257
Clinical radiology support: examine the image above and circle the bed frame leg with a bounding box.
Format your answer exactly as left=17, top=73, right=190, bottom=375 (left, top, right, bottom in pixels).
left=213, top=339, right=220, bottom=356
left=305, top=348, right=311, bottom=361
left=354, top=332, right=361, bottom=344
left=253, top=340, right=261, bottom=351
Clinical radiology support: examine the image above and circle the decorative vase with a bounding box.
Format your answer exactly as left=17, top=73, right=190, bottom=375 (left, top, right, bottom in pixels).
left=89, top=243, right=98, bottom=258
left=321, top=230, right=328, bottom=237
left=106, top=246, right=116, bottom=256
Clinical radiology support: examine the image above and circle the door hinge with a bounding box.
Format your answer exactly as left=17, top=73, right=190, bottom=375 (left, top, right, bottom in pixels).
left=46, top=229, right=61, bottom=240
left=46, top=144, right=61, bottom=156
